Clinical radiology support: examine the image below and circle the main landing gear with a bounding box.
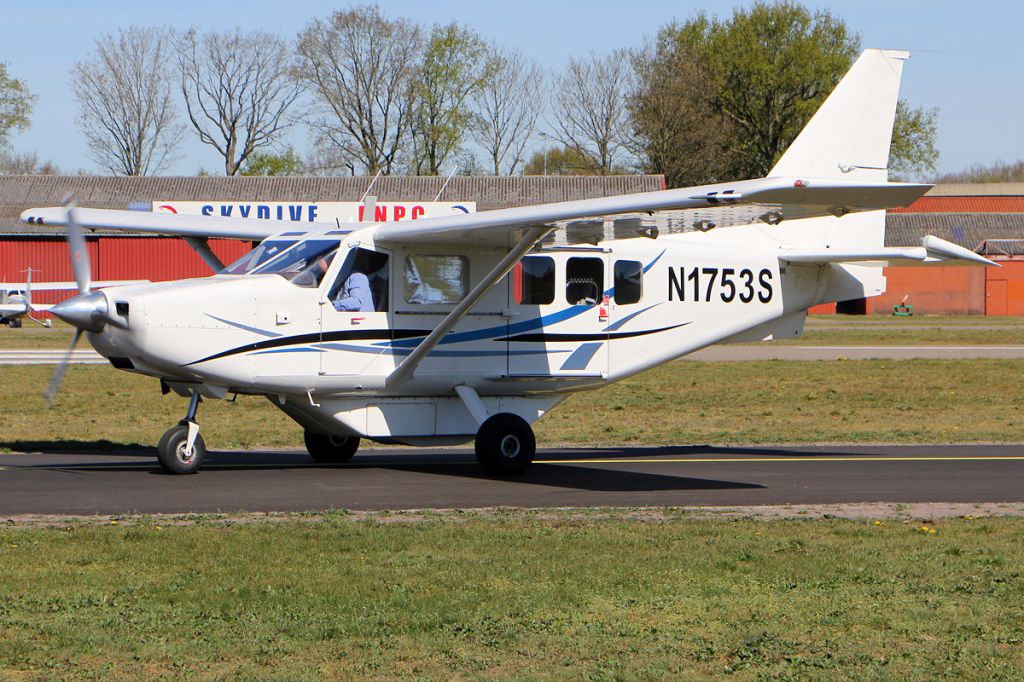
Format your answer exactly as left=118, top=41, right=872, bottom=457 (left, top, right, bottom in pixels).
left=157, top=390, right=206, bottom=475
left=474, top=413, right=536, bottom=475
left=304, top=430, right=360, bottom=463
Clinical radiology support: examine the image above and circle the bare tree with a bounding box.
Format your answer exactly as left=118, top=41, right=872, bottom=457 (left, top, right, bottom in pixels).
left=471, top=46, right=542, bottom=175
left=71, top=27, right=184, bottom=175
left=0, top=150, right=59, bottom=175
left=296, top=5, right=422, bottom=175
left=550, top=50, right=633, bottom=175
left=178, top=28, right=303, bottom=176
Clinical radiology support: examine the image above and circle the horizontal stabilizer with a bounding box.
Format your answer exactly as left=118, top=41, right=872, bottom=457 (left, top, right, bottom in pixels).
left=778, top=235, right=997, bottom=267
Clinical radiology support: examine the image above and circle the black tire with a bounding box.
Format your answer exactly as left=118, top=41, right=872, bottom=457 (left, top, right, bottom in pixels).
left=304, top=430, right=360, bottom=463
left=475, top=413, right=536, bottom=475
left=9, top=318, right=21, bottom=328
left=156, top=423, right=206, bottom=474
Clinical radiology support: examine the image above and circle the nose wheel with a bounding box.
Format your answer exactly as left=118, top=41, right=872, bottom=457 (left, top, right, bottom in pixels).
left=157, top=391, right=206, bottom=474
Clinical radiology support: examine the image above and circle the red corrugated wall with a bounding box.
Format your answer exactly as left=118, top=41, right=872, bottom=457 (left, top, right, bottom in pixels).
left=0, top=237, right=250, bottom=312
left=873, top=266, right=987, bottom=315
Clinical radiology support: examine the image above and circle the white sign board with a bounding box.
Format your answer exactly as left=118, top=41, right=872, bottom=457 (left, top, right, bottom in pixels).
left=152, top=201, right=476, bottom=224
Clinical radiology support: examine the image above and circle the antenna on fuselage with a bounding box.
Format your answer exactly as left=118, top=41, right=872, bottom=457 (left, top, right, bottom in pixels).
left=358, top=169, right=383, bottom=204
left=433, top=164, right=459, bottom=202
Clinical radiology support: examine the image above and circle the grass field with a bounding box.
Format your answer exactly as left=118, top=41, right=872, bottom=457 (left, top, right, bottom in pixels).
left=0, top=357, right=1021, bottom=452
left=1, top=513, right=1022, bottom=679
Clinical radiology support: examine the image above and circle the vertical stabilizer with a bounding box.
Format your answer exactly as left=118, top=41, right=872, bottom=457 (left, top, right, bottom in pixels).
left=769, top=49, right=909, bottom=182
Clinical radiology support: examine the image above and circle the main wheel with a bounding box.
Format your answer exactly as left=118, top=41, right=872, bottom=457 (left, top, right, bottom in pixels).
left=475, top=413, right=535, bottom=475
left=156, top=423, right=206, bottom=474
left=304, top=430, right=360, bottom=463
left=9, top=318, right=21, bottom=328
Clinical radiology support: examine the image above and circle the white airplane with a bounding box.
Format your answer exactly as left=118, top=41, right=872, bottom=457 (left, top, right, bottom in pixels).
left=21, top=49, right=994, bottom=475
left=0, top=269, right=142, bottom=328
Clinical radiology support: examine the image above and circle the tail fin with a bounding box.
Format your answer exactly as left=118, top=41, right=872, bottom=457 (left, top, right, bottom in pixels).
left=769, top=49, right=909, bottom=182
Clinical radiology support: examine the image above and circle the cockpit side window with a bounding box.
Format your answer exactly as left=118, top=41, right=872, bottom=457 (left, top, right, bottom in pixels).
left=220, top=239, right=298, bottom=274
left=329, top=247, right=391, bottom=312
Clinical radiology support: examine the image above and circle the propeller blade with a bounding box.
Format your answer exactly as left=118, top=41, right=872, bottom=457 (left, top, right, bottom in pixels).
left=44, top=328, right=83, bottom=407
left=66, top=207, right=91, bottom=294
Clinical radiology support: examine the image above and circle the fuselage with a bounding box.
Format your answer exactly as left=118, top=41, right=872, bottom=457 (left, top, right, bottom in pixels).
left=74, top=222, right=844, bottom=443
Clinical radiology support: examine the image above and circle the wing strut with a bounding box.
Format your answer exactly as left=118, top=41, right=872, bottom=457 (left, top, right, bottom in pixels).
left=386, top=226, right=552, bottom=387
left=183, top=237, right=226, bottom=273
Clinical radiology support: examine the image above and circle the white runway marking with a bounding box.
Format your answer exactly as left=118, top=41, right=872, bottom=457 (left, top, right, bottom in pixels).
left=0, top=349, right=106, bottom=365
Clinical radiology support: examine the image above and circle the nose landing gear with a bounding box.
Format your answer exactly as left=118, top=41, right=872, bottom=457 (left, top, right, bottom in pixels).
left=157, top=390, right=206, bottom=474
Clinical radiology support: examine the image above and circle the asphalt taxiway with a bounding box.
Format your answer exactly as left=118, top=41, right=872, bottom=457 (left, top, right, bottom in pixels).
left=0, top=444, right=1021, bottom=515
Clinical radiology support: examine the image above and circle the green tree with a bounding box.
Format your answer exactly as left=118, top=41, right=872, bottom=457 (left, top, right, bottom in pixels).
left=0, top=63, right=35, bottom=149
left=634, top=1, right=938, bottom=184
left=240, top=148, right=305, bottom=176
left=410, top=23, right=489, bottom=175
left=523, top=146, right=602, bottom=176
left=628, top=32, right=735, bottom=187
left=889, top=100, right=938, bottom=180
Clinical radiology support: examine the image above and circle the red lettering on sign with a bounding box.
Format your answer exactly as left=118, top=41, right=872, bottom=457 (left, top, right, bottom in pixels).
left=412, top=206, right=425, bottom=219
left=393, top=205, right=406, bottom=220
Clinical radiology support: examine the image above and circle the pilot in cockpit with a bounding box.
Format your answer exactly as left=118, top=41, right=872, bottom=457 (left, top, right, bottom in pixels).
left=333, top=271, right=374, bottom=312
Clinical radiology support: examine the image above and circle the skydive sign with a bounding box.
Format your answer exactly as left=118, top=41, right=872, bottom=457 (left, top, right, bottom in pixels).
left=151, top=201, right=476, bottom=223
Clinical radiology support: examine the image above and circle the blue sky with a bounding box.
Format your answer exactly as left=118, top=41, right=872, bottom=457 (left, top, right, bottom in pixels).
left=1, top=0, right=1021, bottom=177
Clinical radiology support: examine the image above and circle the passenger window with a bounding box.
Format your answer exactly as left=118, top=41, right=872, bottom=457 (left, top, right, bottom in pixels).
left=514, top=256, right=555, bottom=305
left=329, top=247, right=390, bottom=312
left=614, top=260, right=643, bottom=304
left=404, top=255, right=469, bottom=305
left=565, top=257, right=604, bottom=306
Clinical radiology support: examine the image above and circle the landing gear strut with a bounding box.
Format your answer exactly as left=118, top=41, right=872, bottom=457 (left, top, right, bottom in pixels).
left=157, top=390, right=206, bottom=474
left=475, top=413, right=535, bottom=475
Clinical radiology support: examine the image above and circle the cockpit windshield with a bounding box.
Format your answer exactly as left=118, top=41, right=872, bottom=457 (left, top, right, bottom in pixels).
left=252, top=238, right=340, bottom=282
left=220, top=239, right=298, bottom=275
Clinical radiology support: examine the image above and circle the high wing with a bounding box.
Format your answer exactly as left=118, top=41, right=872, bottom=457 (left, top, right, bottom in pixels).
left=20, top=207, right=303, bottom=241
left=370, top=177, right=928, bottom=247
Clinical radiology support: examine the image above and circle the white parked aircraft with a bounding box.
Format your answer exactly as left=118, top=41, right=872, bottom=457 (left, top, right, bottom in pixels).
left=0, top=269, right=141, bottom=328
left=22, top=50, right=994, bottom=475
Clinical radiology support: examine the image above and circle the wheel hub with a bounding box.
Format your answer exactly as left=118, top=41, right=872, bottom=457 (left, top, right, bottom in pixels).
left=175, top=441, right=195, bottom=465
left=500, top=434, right=521, bottom=459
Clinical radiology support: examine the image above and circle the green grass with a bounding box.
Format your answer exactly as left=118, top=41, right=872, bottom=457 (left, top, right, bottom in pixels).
left=1, top=358, right=1021, bottom=453
left=1, top=514, right=1022, bottom=679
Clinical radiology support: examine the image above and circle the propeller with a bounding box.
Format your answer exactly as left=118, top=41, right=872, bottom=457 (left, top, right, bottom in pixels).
left=44, top=198, right=92, bottom=407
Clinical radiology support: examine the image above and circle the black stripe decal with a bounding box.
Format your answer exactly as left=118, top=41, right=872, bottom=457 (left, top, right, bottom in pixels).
left=185, top=328, right=430, bottom=365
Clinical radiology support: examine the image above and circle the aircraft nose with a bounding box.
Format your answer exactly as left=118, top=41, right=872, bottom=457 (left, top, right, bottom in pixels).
left=50, top=291, right=109, bottom=333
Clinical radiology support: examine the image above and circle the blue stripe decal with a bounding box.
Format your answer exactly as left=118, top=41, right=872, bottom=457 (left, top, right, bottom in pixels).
left=207, top=314, right=282, bottom=338
left=603, top=303, right=661, bottom=332
left=643, top=249, right=666, bottom=273
left=560, top=342, right=603, bottom=370
left=320, top=342, right=570, bottom=358
left=251, top=347, right=325, bottom=356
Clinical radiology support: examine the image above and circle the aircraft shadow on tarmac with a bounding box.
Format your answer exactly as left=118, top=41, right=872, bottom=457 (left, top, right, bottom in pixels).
left=4, top=448, right=768, bottom=494
left=0, top=439, right=152, bottom=456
